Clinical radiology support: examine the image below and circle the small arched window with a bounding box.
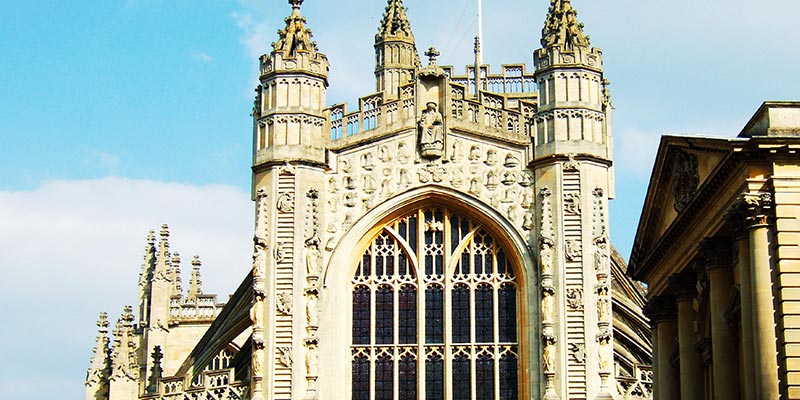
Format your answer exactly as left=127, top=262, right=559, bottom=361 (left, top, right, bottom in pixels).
left=351, top=208, right=519, bottom=399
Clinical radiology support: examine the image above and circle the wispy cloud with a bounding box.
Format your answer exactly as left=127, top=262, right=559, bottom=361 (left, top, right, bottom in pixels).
left=192, top=50, right=214, bottom=63
left=0, top=178, right=253, bottom=399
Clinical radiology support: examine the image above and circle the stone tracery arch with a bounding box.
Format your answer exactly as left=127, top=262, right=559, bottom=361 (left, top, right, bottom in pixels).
left=320, top=187, right=539, bottom=399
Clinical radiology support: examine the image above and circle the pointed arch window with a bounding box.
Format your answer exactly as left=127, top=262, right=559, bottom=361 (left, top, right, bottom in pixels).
left=351, top=208, right=519, bottom=399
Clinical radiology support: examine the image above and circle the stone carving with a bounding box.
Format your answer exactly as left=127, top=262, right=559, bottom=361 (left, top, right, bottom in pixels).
left=418, top=102, right=444, bottom=158
left=672, top=149, right=699, bottom=212
left=566, top=288, right=583, bottom=310
left=569, top=343, right=586, bottom=364
left=519, top=172, right=532, bottom=187
left=484, top=149, right=498, bottom=166
left=306, top=292, right=319, bottom=327
left=398, top=168, right=411, bottom=187
left=305, top=235, right=322, bottom=276
left=502, top=171, right=517, bottom=186
left=397, top=142, right=410, bottom=164
left=327, top=177, right=339, bottom=193
left=597, top=296, right=610, bottom=320
left=486, top=170, right=499, bottom=190
left=542, top=331, right=557, bottom=373
left=250, top=297, right=264, bottom=326
left=339, top=159, right=351, bottom=173
left=252, top=237, right=267, bottom=278
left=252, top=347, right=264, bottom=375
left=274, top=242, right=286, bottom=263
left=565, top=238, right=582, bottom=260
left=504, top=152, right=520, bottom=168
left=468, top=145, right=481, bottom=162
left=324, top=224, right=337, bottom=251
left=593, top=238, right=608, bottom=275
left=360, top=152, right=375, bottom=171
left=343, top=193, right=357, bottom=208
left=278, top=347, right=293, bottom=368
left=563, top=153, right=580, bottom=171
left=468, top=178, right=481, bottom=196
left=539, top=238, right=554, bottom=275
left=425, top=220, right=444, bottom=232
left=377, top=145, right=392, bottom=162
left=276, top=291, right=293, bottom=315
left=564, top=193, right=581, bottom=215
left=276, top=192, right=295, bottom=213
left=451, top=167, right=464, bottom=187
left=541, top=283, right=555, bottom=324
left=362, top=174, right=377, bottom=194
left=344, top=176, right=358, bottom=190
left=522, top=213, right=534, bottom=231
left=450, top=139, right=463, bottom=162
left=305, top=342, right=319, bottom=377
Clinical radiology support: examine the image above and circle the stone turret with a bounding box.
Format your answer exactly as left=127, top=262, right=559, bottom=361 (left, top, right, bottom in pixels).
left=374, top=0, right=420, bottom=99
left=85, top=312, right=111, bottom=400
left=252, top=0, right=329, bottom=183
left=530, top=1, right=616, bottom=398
left=533, top=0, right=612, bottom=167
left=137, top=230, right=156, bottom=327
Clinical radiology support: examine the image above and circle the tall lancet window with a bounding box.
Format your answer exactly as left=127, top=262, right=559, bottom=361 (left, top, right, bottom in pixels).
left=351, top=208, right=519, bottom=399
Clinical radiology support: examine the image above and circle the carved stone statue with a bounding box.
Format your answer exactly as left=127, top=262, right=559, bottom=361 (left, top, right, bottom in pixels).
left=305, top=235, right=322, bottom=276
left=306, top=293, right=318, bottom=326
left=418, top=102, right=444, bottom=158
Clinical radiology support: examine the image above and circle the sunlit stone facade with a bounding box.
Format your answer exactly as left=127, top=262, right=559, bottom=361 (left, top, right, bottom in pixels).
left=86, top=1, right=653, bottom=399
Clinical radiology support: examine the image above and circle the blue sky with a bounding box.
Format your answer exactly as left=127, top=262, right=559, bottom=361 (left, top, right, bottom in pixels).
left=1, top=0, right=799, bottom=398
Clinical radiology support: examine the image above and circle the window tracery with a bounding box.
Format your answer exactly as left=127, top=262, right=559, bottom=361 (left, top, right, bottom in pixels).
left=351, top=208, right=519, bottom=399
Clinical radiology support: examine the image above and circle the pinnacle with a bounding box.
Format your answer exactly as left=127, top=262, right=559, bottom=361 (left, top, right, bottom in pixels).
left=377, top=0, right=414, bottom=41
left=272, top=0, right=318, bottom=56
left=541, top=0, right=590, bottom=50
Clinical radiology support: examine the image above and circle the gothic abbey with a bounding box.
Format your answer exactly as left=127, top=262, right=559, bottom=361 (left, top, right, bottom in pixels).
left=85, top=1, right=654, bottom=399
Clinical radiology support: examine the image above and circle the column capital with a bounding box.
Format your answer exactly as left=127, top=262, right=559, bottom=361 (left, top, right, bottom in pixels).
left=669, top=272, right=698, bottom=301
left=725, top=192, right=774, bottom=233
left=697, top=238, right=735, bottom=272
left=643, top=295, right=677, bottom=325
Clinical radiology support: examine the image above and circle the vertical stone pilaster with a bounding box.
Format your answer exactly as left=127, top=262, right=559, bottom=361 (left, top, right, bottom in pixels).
left=725, top=202, right=757, bottom=400
left=643, top=295, right=678, bottom=400
left=697, top=237, right=740, bottom=399
left=668, top=272, right=704, bottom=400
left=539, top=187, right=560, bottom=400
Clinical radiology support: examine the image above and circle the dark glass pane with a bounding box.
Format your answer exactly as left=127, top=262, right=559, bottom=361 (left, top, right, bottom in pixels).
left=361, top=251, right=371, bottom=277
left=474, top=252, right=485, bottom=275
left=375, top=355, right=393, bottom=400
left=434, top=252, right=443, bottom=276
left=499, top=353, right=518, bottom=400
left=425, top=354, right=444, bottom=400
left=461, top=218, right=470, bottom=239
left=459, top=251, right=470, bottom=276
left=399, top=285, right=417, bottom=344
left=425, top=286, right=444, bottom=343
left=484, top=249, right=494, bottom=275
left=497, top=250, right=507, bottom=275
left=376, top=286, right=394, bottom=344
left=498, top=284, right=517, bottom=343
left=409, top=214, right=417, bottom=255
left=352, top=355, right=370, bottom=400
left=399, top=220, right=407, bottom=240
left=476, top=353, right=495, bottom=400
left=452, top=285, right=470, bottom=343
left=352, top=286, right=370, bottom=345
left=450, top=215, right=460, bottom=253
left=475, top=284, right=494, bottom=343
left=425, top=254, right=434, bottom=276
left=399, top=253, right=408, bottom=276
left=452, top=353, right=471, bottom=400
left=385, top=249, right=394, bottom=276
left=399, top=354, right=417, bottom=400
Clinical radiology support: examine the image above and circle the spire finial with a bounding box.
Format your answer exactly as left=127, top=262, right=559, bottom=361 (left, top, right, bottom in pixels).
left=272, top=0, right=317, bottom=57
left=188, top=255, right=203, bottom=301
left=541, top=0, right=590, bottom=50
left=377, top=0, right=415, bottom=40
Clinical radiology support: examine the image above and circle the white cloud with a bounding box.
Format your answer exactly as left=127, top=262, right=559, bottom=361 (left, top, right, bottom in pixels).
left=0, top=178, right=253, bottom=399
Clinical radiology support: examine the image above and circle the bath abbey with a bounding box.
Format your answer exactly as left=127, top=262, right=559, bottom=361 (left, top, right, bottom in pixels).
left=85, top=0, right=661, bottom=398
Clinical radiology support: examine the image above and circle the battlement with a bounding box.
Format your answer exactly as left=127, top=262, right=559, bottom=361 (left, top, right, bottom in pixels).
left=325, top=64, right=538, bottom=144
left=168, top=294, right=225, bottom=323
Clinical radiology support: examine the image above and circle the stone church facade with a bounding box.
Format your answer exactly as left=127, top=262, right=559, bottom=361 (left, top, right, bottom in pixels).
left=86, top=1, right=653, bottom=399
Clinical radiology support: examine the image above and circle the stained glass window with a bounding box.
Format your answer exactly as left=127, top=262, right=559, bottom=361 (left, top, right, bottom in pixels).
left=351, top=208, right=520, bottom=399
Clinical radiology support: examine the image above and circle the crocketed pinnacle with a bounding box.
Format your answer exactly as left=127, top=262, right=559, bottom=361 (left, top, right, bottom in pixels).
left=272, top=0, right=318, bottom=56
left=377, top=0, right=415, bottom=41
left=541, top=0, right=590, bottom=49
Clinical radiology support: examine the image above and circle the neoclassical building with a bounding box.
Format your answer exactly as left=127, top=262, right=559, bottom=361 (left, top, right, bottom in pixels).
left=85, top=1, right=653, bottom=399
left=629, top=102, right=800, bottom=399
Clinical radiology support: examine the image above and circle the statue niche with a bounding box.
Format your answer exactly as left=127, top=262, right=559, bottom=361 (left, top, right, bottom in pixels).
left=418, top=101, right=444, bottom=159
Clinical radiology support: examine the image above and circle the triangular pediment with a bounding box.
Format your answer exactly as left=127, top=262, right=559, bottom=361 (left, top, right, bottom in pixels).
left=630, top=135, right=736, bottom=274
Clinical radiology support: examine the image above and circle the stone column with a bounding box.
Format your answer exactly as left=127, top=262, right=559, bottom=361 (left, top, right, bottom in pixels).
left=743, top=194, right=780, bottom=398
left=644, top=295, right=679, bottom=400
left=669, top=272, right=704, bottom=400
left=698, top=238, right=741, bottom=399
left=725, top=205, right=756, bottom=400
